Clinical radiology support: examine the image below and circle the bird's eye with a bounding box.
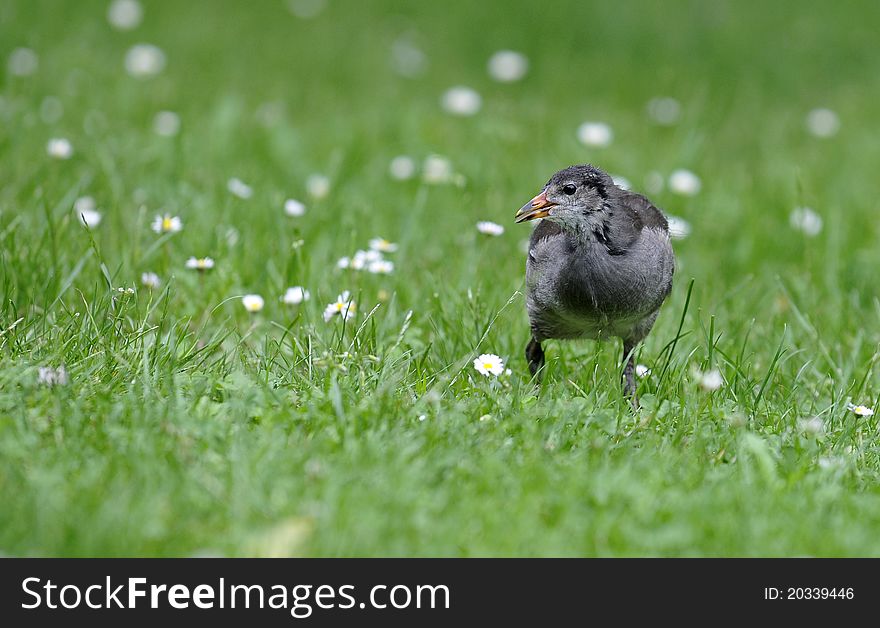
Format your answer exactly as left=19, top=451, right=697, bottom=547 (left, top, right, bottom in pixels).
left=562, top=184, right=577, bottom=195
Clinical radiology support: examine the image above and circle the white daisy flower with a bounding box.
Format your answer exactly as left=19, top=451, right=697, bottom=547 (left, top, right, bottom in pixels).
left=38, top=365, right=69, bottom=386
left=847, top=403, right=875, bottom=417
left=107, top=0, right=143, bottom=30
left=441, top=86, right=482, bottom=116
left=336, top=257, right=351, bottom=269
left=696, top=368, right=723, bottom=391
left=577, top=122, right=613, bottom=148
left=153, top=110, right=180, bottom=137
left=141, top=272, right=161, bottom=289
left=635, top=364, right=651, bottom=378
left=668, top=169, right=702, bottom=196
left=227, top=177, right=253, bottom=199
left=77, top=207, right=102, bottom=228
left=323, top=291, right=356, bottom=322
left=477, top=221, right=504, bottom=236
left=473, top=353, right=504, bottom=377
left=359, top=249, right=382, bottom=265
left=151, top=213, right=183, bottom=234
left=47, top=138, right=73, bottom=160
left=390, top=38, right=427, bottom=78
left=284, top=198, right=306, bottom=216
left=646, top=97, right=681, bottom=126
left=242, top=294, right=264, bottom=313
left=306, top=174, right=330, bottom=199
left=666, top=216, right=692, bottom=240
left=389, top=155, right=416, bottom=180
left=789, top=207, right=823, bottom=237
left=282, top=286, right=310, bottom=305
left=124, top=44, right=166, bottom=78
left=8, top=47, right=38, bottom=76
left=422, top=154, right=454, bottom=184
left=806, top=108, right=840, bottom=138
left=369, top=237, right=398, bottom=253
left=487, top=50, right=528, bottom=82
left=185, top=256, right=214, bottom=271
left=368, top=259, right=394, bottom=274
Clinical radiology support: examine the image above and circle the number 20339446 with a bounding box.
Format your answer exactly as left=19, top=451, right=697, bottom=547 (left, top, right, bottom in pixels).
left=764, top=587, right=854, bottom=600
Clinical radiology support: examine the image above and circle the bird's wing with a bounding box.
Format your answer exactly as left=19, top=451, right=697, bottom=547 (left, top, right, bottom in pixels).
left=619, top=190, right=669, bottom=233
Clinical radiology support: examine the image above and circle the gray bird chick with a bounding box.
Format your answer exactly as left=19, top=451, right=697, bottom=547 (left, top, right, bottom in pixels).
left=515, top=164, right=675, bottom=405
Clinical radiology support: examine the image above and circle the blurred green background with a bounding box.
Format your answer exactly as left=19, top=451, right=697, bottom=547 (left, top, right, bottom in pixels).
left=1, top=0, right=879, bottom=556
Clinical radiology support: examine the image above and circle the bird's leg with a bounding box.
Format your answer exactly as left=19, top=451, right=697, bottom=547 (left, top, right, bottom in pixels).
left=622, top=340, right=638, bottom=408
left=525, top=337, right=545, bottom=379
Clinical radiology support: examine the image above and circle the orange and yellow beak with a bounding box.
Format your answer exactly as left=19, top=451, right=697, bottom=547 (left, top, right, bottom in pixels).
left=515, top=191, right=557, bottom=223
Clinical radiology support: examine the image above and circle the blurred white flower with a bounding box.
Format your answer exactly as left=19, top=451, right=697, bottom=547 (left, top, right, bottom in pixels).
left=346, top=249, right=381, bottom=271
left=806, top=108, right=840, bottom=138
left=74, top=196, right=96, bottom=213
left=242, top=294, right=265, bottom=313
left=107, top=0, right=143, bottom=31
left=141, top=272, right=160, bottom=289
left=577, top=122, right=613, bottom=148
left=38, top=365, right=69, bottom=386
left=611, top=174, right=631, bottom=190
left=789, top=206, right=823, bottom=237
left=646, top=97, right=681, bottom=126
left=185, top=256, right=214, bottom=271
left=477, top=221, right=504, bottom=236
left=798, top=417, right=825, bottom=437
left=323, top=291, right=356, bottom=322
left=635, top=364, right=651, bottom=378
left=47, top=138, right=73, bottom=159
left=644, top=171, right=665, bottom=195
left=283, top=286, right=310, bottom=305
left=390, top=38, right=427, bottom=78
left=124, top=44, right=165, bottom=78
left=441, top=86, right=482, bottom=116
left=487, top=50, right=528, bottom=82
left=422, top=154, right=454, bottom=184
left=369, top=237, right=398, bottom=253
left=668, top=169, right=701, bottom=196
left=666, top=216, right=692, bottom=240
left=389, top=155, right=416, bottom=180
left=696, top=368, right=723, bottom=391
left=153, top=110, right=180, bottom=137
left=40, top=97, right=63, bottom=123
left=8, top=47, right=38, bottom=76
left=151, top=213, right=183, bottom=234
left=847, top=403, right=874, bottom=417
left=306, top=174, right=330, bottom=199
left=227, top=177, right=253, bottom=199
left=77, top=206, right=102, bottom=228
left=473, top=353, right=504, bottom=377
left=287, top=0, right=327, bottom=19
left=368, top=259, right=394, bottom=274
left=284, top=198, right=306, bottom=217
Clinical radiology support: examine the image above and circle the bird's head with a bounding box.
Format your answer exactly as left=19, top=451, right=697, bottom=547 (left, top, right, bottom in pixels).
left=515, top=165, right=613, bottom=230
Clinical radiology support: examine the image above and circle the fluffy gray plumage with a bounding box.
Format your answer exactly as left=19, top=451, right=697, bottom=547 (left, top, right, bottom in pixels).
left=515, top=164, right=675, bottom=404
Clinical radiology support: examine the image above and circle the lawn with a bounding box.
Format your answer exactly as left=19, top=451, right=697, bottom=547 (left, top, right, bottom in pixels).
left=1, top=0, right=879, bottom=556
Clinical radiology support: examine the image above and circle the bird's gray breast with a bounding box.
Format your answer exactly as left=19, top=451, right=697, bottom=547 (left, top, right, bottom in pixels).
left=526, top=227, right=673, bottom=341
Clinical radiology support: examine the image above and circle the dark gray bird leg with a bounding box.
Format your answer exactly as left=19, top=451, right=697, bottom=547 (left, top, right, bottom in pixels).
left=525, top=337, right=545, bottom=378
left=622, top=340, right=638, bottom=408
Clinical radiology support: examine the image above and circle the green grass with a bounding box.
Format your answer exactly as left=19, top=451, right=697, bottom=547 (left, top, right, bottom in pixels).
left=2, top=0, right=880, bottom=556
